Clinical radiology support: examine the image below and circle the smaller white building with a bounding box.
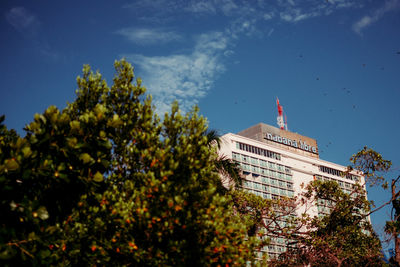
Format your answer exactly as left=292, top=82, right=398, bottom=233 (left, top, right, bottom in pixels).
left=219, top=123, right=366, bottom=258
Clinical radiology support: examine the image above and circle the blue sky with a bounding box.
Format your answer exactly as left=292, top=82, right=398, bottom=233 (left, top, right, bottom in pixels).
left=1, top=0, right=400, bottom=255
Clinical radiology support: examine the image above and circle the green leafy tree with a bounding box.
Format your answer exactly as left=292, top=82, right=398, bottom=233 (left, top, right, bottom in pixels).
left=350, top=147, right=400, bottom=266
left=0, top=60, right=263, bottom=266
left=270, top=180, right=384, bottom=266
left=227, top=148, right=386, bottom=266
left=385, top=176, right=400, bottom=267
left=204, top=129, right=243, bottom=192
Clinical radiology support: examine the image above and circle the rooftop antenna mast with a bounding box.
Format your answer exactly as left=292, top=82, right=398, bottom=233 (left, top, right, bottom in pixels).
left=276, top=98, right=288, bottom=130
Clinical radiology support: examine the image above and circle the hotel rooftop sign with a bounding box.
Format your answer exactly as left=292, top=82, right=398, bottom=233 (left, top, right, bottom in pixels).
left=265, top=132, right=318, bottom=154
left=237, top=123, right=319, bottom=158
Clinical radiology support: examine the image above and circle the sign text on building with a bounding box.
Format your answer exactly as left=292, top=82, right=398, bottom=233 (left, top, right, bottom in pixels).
left=264, top=133, right=318, bottom=154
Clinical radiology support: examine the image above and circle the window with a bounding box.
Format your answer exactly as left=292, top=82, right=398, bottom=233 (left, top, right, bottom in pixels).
left=262, top=177, right=269, bottom=184
left=277, top=164, right=284, bottom=172
left=260, top=168, right=267, bottom=175
left=280, top=189, right=286, bottom=196
left=260, top=159, right=268, bottom=167
left=319, top=165, right=358, bottom=182
left=263, top=192, right=270, bottom=199
left=269, top=162, right=276, bottom=169
left=254, top=182, right=262, bottom=190
left=242, top=163, right=250, bottom=171
left=271, top=187, right=279, bottom=194
left=251, top=165, right=259, bottom=173
left=237, top=142, right=281, bottom=160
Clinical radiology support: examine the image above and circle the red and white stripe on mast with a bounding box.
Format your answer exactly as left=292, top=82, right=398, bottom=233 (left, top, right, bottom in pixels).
left=276, top=98, right=287, bottom=130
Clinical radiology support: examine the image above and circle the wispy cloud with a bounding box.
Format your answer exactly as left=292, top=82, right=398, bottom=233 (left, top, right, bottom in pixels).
left=280, top=8, right=319, bottom=23
left=124, top=32, right=229, bottom=114
left=120, top=0, right=370, bottom=113
left=185, top=1, right=217, bottom=14
left=263, top=12, right=275, bottom=20
left=116, top=27, right=182, bottom=45
left=352, top=0, right=400, bottom=35
left=5, top=6, right=61, bottom=61
left=5, top=6, right=40, bottom=37
left=125, top=0, right=365, bottom=26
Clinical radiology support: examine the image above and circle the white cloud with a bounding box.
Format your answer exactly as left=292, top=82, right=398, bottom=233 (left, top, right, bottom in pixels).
left=263, top=12, right=275, bottom=20
left=118, top=0, right=372, bottom=114
left=280, top=7, right=320, bottom=23
left=116, top=27, right=182, bottom=45
left=293, top=12, right=315, bottom=22
left=184, top=0, right=240, bottom=16
left=228, top=17, right=260, bottom=38
left=224, top=49, right=234, bottom=57
left=287, top=0, right=296, bottom=6
left=5, top=6, right=61, bottom=61
left=185, top=1, right=217, bottom=14
left=336, top=2, right=355, bottom=9
left=280, top=13, right=293, bottom=22
left=124, top=0, right=365, bottom=28
left=220, top=0, right=238, bottom=15
left=5, top=6, right=40, bottom=36
left=352, top=16, right=372, bottom=35
left=124, top=32, right=229, bottom=114
left=352, top=0, right=400, bottom=35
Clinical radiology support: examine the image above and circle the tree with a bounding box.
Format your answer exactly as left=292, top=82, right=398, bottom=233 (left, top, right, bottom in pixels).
left=228, top=179, right=384, bottom=266
left=225, top=147, right=386, bottom=266
left=204, top=129, right=243, bottom=191
left=271, top=179, right=384, bottom=266
left=349, top=147, right=400, bottom=266
left=255, top=147, right=393, bottom=266
left=386, top=175, right=400, bottom=266
left=0, top=60, right=263, bottom=266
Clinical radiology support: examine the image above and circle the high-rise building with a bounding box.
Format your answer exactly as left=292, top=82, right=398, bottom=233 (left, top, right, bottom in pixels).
left=218, top=122, right=366, bottom=259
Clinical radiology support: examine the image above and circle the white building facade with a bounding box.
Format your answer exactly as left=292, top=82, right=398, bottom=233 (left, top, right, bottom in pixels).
left=219, top=123, right=365, bottom=259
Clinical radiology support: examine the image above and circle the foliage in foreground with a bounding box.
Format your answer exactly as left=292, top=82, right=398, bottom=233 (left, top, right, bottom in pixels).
left=229, top=163, right=385, bottom=266
left=0, top=60, right=263, bottom=266
left=271, top=180, right=384, bottom=266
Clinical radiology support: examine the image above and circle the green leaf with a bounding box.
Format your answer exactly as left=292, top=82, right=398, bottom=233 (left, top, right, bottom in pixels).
left=37, top=206, right=49, bottom=220
left=22, top=146, right=32, bottom=157
left=67, top=137, right=78, bottom=148
left=93, top=171, right=103, bottom=182
left=5, top=158, right=19, bottom=171
left=80, top=153, right=93, bottom=164
left=70, top=120, right=81, bottom=132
